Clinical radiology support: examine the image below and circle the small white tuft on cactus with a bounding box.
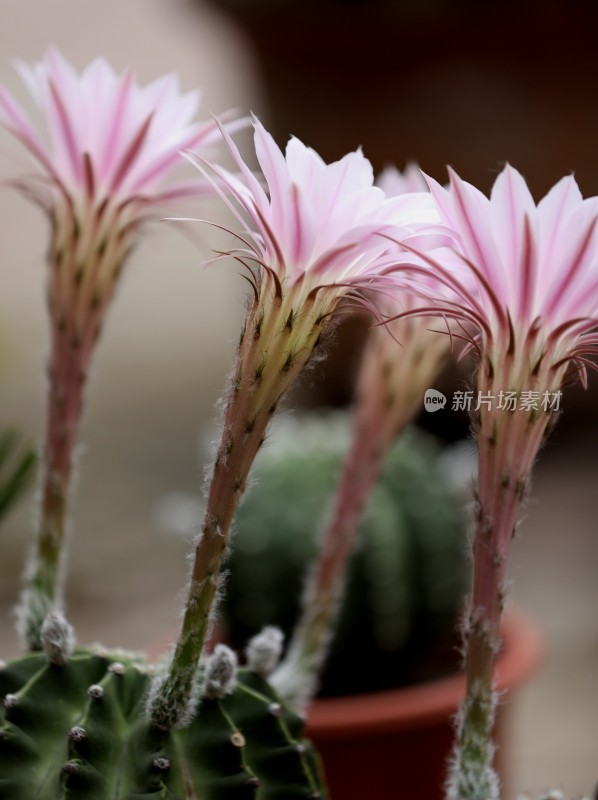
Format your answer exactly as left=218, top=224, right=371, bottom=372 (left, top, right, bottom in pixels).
left=68, top=726, right=86, bottom=742
left=246, top=626, right=284, bottom=678
left=202, top=644, right=238, bottom=700
left=3, top=693, right=17, bottom=709
left=108, top=662, right=126, bottom=675
left=87, top=684, right=104, bottom=699
left=41, top=612, right=75, bottom=666
left=270, top=658, right=314, bottom=717
left=61, top=761, right=79, bottom=775
left=153, top=756, right=170, bottom=771
left=268, top=702, right=282, bottom=718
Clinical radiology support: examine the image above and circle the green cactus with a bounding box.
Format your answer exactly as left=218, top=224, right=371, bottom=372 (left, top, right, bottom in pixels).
left=223, top=414, right=469, bottom=697
left=0, top=647, right=325, bottom=799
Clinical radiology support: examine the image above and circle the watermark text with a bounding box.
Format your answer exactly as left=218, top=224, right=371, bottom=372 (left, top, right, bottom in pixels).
left=423, top=389, right=563, bottom=413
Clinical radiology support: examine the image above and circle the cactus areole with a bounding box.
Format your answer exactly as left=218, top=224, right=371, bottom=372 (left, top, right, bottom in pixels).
left=0, top=648, right=325, bottom=799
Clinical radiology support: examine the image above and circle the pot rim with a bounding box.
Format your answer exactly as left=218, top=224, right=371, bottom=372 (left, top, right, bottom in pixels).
left=305, top=609, right=544, bottom=740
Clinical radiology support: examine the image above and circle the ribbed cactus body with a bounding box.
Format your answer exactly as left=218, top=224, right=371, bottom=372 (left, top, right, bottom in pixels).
left=225, top=416, right=469, bottom=697
left=0, top=650, right=325, bottom=799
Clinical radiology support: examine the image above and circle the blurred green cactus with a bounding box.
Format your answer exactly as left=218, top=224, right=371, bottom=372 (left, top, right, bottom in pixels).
left=0, top=647, right=325, bottom=799
left=223, top=414, right=469, bottom=697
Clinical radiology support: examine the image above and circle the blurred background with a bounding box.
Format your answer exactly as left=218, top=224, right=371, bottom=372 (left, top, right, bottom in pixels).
left=0, top=0, right=597, bottom=796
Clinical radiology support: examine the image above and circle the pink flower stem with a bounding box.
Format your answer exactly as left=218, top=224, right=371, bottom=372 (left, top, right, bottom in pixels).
left=274, top=334, right=394, bottom=706
left=24, top=327, right=88, bottom=647
left=448, top=351, right=558, bottom=800
left=275, top=321, right=448, bottom=708
left=19, top=202, right=131, bottom=649
left=277, top=403, right=386, bottom=706
left=148, top=277, right=330, bottom=729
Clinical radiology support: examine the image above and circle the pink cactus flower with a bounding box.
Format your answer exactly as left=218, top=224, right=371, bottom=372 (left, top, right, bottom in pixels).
left=0, top=49, right=238, bottom=649
left=424, top=166, right=598, bottom=373
left=188, top=117, right=440, bottom=297
left=0, top=48, right=228, bottom=209
left=397, top=165, right=598, bottom=800
left=377, top=161, right=429, bottom=195
left=148, top=124, right=444, bottom=729
left=272, top=164, right=457, bottom=709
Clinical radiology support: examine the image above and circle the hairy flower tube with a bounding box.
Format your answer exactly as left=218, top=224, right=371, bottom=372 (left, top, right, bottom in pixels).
left=0, top=49, right=235, bottom=649
left=271, top=166, right=453, bottom=710
left=146, top=121, right=442, bottom=729
left=385, top=164, right=598, bottom=800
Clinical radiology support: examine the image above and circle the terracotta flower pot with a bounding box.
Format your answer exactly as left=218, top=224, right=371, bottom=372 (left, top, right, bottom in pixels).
left=306, top=611, right=543, bottom=800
